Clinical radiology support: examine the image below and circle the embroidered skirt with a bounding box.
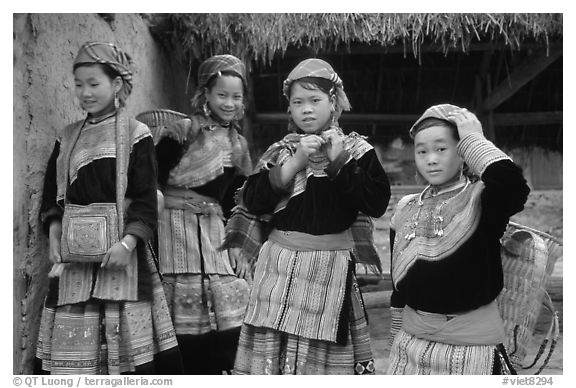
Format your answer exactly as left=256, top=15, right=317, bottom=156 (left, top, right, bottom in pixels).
left=35, top=251, right=179, bottom=375
left=233, top=238, right=375, bottom=375
left=387, top=328, right=498, bottom=375
left=233, top=279, right=375, bottom=375
left=157, top=200, right=250, bottom=336
left=162, top=273, right=250, bottom=335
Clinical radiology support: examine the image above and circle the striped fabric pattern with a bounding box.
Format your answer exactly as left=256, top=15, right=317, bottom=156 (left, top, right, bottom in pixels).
left=163, top=117, right=252, bottom=189
left=56, top=116, right=151, bottom=203
left=243, top=240, right=349, bottom=342
left=387, top=329, right=495, bottom=375
left=458, top=132, right=512, bottom=176
left=36, top=249, right=178, bottom=374
left=158, top=208, right=235, bottom=275
left=234, top=275, right=375, bottom=375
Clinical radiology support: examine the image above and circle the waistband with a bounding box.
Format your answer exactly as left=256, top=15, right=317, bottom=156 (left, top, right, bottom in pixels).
left=268, top=229, right=354, bottom=251
left=162, top=186, right=222, bottom=216
left=402, top=300, right=506, bottom=346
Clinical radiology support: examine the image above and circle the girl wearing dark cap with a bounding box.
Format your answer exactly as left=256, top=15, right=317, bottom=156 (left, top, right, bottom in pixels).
left=154, top=54, right=253, bottom=374
left=36, top=42, right=181, bottom=374
left=224, top=58, right=391, bottom=374
left=387, top=104, right=530, bottom=374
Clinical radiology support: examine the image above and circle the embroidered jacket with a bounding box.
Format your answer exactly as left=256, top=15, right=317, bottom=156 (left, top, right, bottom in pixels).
left=390, top=133, right=530, bottom=314
left=40, top=114, right=158, bottom=305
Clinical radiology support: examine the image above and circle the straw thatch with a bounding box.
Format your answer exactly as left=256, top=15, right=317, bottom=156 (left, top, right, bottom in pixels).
left=149, top=13, right=562, bottom=66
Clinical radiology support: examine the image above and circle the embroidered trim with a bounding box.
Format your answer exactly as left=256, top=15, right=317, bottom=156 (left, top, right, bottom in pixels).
left=391, top=181, right=484, bottom=285
left=458, top=132, right=511, bottom=176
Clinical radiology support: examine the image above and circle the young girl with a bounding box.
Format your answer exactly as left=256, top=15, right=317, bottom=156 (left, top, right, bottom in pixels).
left=387, top=104, right=530, bottom=374
left=36, top=42, right=180, bottom=374
left=226, top=58, right=391, bottom=374
left=154, top=54, right=253, bottom=374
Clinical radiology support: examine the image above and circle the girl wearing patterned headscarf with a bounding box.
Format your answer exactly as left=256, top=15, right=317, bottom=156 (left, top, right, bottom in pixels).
left=386, top=104, right=529, bottom=374
left=154, top=54, right=253, bottom=374
left=223, top=58, right=391, bottom=374
left=36, top=42, right=181, bottom=374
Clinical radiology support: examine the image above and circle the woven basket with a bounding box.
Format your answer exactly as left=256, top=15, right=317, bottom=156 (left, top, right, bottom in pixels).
left=497, top=222, right=562, bottom=374
left=136, top=109, right=187, bottom=144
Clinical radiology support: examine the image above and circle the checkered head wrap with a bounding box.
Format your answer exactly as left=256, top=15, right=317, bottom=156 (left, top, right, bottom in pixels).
left=283, top=58, right=351, bottom=117
left=409, top=103, right=461, bottom=138
left=197, top=54, right=247, bottom=88
left=73, top=41, right=133, bottom=106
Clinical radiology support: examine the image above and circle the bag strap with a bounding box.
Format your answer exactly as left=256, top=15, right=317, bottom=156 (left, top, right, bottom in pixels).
left=115, top=108, right=130, bottom=236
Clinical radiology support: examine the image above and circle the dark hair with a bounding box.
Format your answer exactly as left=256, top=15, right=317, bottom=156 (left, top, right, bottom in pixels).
left=287, top=77, right=335, bottom=99
left=73, top=62, right=126, bottom=107
left=73, top=62, right=121, bottom=80
left=412, top=117, right=459, bottom=141
left=204, top=70, right=247, bottom=92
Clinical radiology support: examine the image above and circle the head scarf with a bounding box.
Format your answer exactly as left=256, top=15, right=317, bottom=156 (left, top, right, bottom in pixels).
left=73, top=41, right=133, bottom=106
left=191, top=54, right=247, bottom=118
left=409, top=103, right=461, bottom=138
left=197, top=54, right=247, bottom=88
left=282, top=58, right=351, bottom=119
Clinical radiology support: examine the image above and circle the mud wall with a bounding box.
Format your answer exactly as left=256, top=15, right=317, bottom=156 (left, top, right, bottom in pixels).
left=13, top=13, right=189, bottom=374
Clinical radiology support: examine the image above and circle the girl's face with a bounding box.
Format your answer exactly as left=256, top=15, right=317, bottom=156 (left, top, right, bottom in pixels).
left=74, top=64, right=121, bottom=116
left=289, top=82, right=333, bottom=134
left=204, top=75, right=244, bottom=123
left=414, top=124, right=463, bottom=186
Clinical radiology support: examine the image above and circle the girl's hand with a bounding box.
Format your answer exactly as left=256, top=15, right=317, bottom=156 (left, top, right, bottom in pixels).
left=48, top=221, right=62, bottom=264
left=229, top=247, right=252, bottom=280
left=293, top=135, right=325, bottom=168
left=447, top=108, right=484, bottom=139
left=101, top=236, right=136, bottom=270
left=322, top=127, right=345, bottom=161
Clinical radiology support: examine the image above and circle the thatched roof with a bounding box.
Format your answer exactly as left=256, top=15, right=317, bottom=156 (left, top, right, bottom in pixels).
left=147, top=13, right=562, bottom=66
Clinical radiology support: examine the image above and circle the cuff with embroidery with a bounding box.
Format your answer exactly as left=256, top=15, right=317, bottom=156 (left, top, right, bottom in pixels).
left=457, top=132, right=511, bottom=176
left=325, top=149, right=351, bottom=179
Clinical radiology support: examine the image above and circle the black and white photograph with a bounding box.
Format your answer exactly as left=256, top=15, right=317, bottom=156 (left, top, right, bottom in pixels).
left=11, top=8, right=567, bottom=385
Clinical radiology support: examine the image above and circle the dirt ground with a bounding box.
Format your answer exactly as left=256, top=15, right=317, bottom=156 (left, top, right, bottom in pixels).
left=362, top=189, right=563, bottom=375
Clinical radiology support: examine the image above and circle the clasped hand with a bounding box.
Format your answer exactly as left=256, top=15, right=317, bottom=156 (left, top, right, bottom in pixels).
left=293, top=128, right=345, bottom=169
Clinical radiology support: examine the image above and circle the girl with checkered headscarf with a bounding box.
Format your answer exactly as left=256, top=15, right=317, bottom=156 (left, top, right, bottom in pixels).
left=153, top=54, right=253, bottom=374
left=36, top=42, right=181, bottom=374
left=224, top=58, right=391, bottom=374
left=387, top=105, right=529, bottom=374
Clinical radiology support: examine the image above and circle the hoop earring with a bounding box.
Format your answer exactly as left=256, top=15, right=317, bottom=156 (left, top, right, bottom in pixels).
left=114, top=91, right=120, bottom=109
left=203, top=101, right=212, bottom=118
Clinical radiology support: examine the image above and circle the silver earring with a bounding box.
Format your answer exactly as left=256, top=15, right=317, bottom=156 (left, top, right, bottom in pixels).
left=203, top=101, right=211, bottom=117
left=114, top=91, right=120, bottom=109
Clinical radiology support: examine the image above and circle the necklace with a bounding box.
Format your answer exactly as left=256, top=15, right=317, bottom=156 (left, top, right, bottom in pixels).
left=404, top=178, right=470, bottom=241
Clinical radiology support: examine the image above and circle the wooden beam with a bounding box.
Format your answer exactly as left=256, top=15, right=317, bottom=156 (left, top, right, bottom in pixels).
left=255, top=111, right=562, bottom=127
left=490, top=111, right=562, bottom=126
left=481, top=46, right=562, bottom=112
